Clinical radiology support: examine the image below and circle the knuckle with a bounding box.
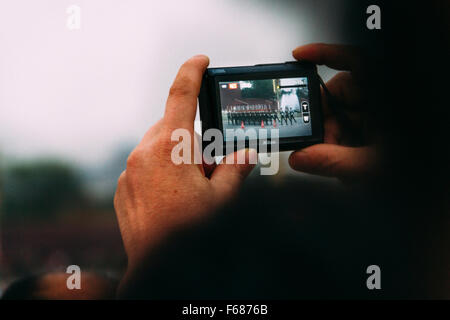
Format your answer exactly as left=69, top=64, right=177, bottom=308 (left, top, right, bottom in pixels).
left=126, top=148, right=145, bottom=170
left=169, top=77, right=195, bottom=98
left=117, top=170, right=127, bottom=187
left=169, top=83, right=189, bottom=98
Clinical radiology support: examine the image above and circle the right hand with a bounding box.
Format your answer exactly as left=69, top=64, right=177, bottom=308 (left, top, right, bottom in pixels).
left=288, top=43, right=377, bottom=182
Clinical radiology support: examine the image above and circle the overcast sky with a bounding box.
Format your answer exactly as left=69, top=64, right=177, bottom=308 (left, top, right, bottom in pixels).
left=0, top=0, right=347, bottom=167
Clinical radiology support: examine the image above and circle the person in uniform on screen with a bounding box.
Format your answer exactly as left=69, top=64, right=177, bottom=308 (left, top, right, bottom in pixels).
left=288, top=107, right=297, bottom=125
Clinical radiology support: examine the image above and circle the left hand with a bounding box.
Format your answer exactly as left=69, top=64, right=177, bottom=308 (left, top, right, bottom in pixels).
left=114, top=55, right=256, bottom=289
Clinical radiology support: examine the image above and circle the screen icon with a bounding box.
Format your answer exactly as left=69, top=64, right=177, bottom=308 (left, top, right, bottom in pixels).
left=303, top=114, right=310, bottom=123
left=301, top=101, right=309, bottom=112
left=229, top=83, right=238, bottom=89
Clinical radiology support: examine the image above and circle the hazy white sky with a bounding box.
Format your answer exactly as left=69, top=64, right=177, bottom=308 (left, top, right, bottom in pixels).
left=0, top=0, right=346, bottom=167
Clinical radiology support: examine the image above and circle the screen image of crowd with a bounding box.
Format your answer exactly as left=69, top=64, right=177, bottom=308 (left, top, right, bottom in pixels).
left=219, top=77, right=312, bottom=140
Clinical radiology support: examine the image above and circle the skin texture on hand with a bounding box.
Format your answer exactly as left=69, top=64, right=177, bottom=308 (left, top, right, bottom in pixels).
left=1, top=272, right=117, bottom=300
left=289, top=43, right=377, bottom=182
left=114, top=55, right=256, bottom=294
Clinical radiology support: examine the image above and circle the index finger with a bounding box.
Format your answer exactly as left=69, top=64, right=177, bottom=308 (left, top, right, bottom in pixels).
left=164, top=55, right=209, bottom=129
left=292, top=43, right=363, bottom=72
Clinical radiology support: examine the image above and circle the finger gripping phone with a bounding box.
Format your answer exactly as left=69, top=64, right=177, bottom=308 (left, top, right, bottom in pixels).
left=199, top=61, right=324, bottom=155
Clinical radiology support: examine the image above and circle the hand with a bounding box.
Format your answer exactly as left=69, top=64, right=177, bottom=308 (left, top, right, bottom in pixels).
left=288, top=43, right=377, bottom=182
left=114, top=55, right=256, bottom=281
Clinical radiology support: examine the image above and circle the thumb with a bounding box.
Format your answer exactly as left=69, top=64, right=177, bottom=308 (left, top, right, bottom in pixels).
left=210, top=149, right=257, bottom=198
left=289, top=144, right=375, bottom=180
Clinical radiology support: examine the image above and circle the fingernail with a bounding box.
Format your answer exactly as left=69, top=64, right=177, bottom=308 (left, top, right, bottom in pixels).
left=248, top=148, right=258, bottom=165
left=289, top=150, right=308, bottom=167
left=192, top=54, right=209, bottom=61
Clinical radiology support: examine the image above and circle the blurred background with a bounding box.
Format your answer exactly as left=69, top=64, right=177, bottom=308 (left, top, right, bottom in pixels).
left=0, top=0, right=353, bottom=293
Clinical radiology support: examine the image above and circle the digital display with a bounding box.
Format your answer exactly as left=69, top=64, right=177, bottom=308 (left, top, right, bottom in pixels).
left=219, top=77, right=312, bottom=142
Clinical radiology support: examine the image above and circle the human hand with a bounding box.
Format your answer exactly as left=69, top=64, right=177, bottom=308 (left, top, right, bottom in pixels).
left=288, top=43, right=377, bottom=182
left=114, top=55, right=256, bottom=276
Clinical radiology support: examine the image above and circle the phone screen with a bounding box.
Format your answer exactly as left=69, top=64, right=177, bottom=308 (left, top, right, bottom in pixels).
left=218, top=77, right=312, bottom=142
